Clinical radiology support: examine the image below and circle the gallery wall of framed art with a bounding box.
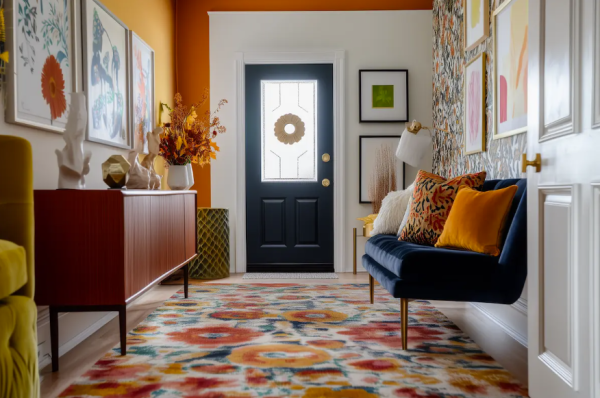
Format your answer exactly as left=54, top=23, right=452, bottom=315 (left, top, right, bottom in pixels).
left=5, top=0, right=157, bottom=152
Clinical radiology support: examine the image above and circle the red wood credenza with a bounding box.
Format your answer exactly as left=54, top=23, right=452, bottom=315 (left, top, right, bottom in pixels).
left=33, top=190, right=197, bottom=371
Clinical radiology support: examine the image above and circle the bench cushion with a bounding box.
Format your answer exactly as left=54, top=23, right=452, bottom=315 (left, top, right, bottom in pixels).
left=0, top=240, right=27, bottom=299
left=365, top=234, right=498, bottom=283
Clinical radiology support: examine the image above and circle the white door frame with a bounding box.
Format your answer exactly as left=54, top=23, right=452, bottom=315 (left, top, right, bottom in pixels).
left=234, top=50, right=346, bottom=273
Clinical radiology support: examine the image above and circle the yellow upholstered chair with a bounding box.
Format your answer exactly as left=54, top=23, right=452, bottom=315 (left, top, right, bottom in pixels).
left=0, top=135, right=39, bottom=398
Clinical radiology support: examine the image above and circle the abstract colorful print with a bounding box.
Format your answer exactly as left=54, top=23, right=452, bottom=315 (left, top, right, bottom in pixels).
left=60, top=284, right=528, bottom=398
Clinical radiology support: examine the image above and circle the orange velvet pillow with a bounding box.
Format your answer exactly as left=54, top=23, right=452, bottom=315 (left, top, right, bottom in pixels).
left=399, top=170, right=487, bottom=246
left=435, top=185, right=518, bottom=256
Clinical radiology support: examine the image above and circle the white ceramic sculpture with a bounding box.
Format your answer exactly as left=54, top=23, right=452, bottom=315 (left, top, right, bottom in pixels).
left=126, top=140, right=150, bottom=189
left=140, top=127, right=163, bottom=190
left=55, top=93, right=92, bottom=189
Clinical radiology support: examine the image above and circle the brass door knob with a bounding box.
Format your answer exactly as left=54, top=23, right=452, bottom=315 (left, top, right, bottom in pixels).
left=522, top=153, right=542, bottom=173
left=322, top=153, right=331, bottom=162
left=322, top=178, right=331, bottom=187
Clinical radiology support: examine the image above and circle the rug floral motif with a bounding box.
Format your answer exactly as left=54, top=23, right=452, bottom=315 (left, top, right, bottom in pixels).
left=60, top=284, right=529, bottom=398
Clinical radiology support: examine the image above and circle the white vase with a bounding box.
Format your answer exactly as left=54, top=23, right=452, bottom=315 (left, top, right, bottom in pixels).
left=168, top=164, right=194, bottom=190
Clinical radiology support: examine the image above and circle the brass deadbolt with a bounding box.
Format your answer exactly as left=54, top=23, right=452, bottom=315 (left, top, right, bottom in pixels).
left=322, top=178, right=331, bottom=187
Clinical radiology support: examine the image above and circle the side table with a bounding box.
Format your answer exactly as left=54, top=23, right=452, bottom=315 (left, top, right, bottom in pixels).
left=352, top=224, right=371, bottom=274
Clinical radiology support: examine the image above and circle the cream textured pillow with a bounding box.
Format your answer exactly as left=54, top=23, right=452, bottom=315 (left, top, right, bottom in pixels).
left=371, top=184, right=414, bottom=236
left=397, top=193, right=413, bottom=236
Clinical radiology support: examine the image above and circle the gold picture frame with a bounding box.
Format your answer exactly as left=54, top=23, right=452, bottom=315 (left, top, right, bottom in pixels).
left=464, top=0, right=490, bottom=51
left=492, top=0, right=528, bottom=139
left=464, top=52, right=487, bottom=155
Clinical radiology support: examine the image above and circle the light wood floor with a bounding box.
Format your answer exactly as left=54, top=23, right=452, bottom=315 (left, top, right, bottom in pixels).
left=40, top=273, right=527, bottom=397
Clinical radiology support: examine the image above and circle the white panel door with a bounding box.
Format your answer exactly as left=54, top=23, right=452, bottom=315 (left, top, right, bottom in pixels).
left=527, top=0, right=599, bottom=397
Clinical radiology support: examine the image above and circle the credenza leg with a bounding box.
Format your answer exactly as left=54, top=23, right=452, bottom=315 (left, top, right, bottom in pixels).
left=118, top=305, right=127, bottom=356
left=183, top=263, right=189, bottom=299
left=50, top=306, right=59, bottom=372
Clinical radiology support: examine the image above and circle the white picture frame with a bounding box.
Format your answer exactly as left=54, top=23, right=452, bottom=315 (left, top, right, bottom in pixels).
left=464, top=52, right=486, bottom=154
left=493, top=0, right=528, bottom=139
left=129, top=31, right=155, bottom=154
left=464, top=0, right=489, bottom=51
left=82, top=0, right=131, bottom=149
left=5, top=0, right=80, bottom=133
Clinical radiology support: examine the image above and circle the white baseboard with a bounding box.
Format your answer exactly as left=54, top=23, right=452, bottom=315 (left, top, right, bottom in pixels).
left=37, top=310, right=118, bottom=370
left=471, top=302, right=528, bottom=347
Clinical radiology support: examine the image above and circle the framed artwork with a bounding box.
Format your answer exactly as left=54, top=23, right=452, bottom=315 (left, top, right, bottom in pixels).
left=82, top=0, right=130, bottom=149
left=359, top=70, right=408, bottom=123
left=464, top=0, right=489, bottom=51
left=129, top=32, right=155, bottom=153
left=493, top=0, right=528, bottom=139
left=5, top=0, right=79, bottom=133
left=359, top=136, right=405, bottom=203
left=464, top=52, right=486, bottom=154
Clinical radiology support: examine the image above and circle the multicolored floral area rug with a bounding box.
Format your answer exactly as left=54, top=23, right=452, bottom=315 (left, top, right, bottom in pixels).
left=60, top=284, right=528, bottom=398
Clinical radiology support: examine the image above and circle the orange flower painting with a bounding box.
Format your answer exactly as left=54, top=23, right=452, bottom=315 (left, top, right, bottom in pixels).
left=41, top=55, right=67, bottom=120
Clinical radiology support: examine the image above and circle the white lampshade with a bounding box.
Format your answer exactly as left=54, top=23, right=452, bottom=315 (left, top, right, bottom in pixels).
left=396, top=128, right=432, bottom=167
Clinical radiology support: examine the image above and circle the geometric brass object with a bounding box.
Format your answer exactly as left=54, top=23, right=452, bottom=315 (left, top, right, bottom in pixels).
left=102, top=155, right=131, bottom=188
left=322, top=178, right=331, bottom=187
left=322, top=153, right=331, bottom=162
left=521, top=153, right=542, bottom=173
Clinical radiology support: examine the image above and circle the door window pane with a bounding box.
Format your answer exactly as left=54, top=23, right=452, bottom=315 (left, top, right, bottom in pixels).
left=261, top=80, right=317, bottom=182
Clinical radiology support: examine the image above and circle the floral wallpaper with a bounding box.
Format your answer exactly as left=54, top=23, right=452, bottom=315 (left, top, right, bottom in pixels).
left=432, top=0, right=526, bottom=179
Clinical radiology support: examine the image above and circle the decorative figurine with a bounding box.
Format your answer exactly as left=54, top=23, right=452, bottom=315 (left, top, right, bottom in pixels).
left=140, top=127, right=163, bottom=190
left=55, top=93, right=92, bottom=189
left=125, top=140, right=150, bottom=189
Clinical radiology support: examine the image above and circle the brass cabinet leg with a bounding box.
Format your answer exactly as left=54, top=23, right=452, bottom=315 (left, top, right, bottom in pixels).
left=369, top=274, right=374, bottom=304
left=401, top=298, right=409, bottom=350
left=353, top=227, right=357, bottom=275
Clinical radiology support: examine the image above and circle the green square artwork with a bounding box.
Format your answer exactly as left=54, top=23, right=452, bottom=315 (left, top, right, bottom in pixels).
left=372, top=85, right=395, bottom=108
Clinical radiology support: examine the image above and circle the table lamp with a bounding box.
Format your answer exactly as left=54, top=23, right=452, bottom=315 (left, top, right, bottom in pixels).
left=395, top=120, right=432, bottom=167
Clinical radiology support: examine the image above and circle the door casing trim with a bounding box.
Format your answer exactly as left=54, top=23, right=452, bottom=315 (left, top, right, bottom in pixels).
left=234, top=50, right=346, bottom=273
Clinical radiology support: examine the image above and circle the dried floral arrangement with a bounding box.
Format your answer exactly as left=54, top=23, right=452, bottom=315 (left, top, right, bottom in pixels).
left=159, top=90, right=227, bottom=166
left=368, top=144, right=397, bottom=213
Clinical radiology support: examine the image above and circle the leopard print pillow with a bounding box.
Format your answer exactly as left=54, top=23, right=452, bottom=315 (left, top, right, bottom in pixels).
left=399, top=170, right=487, bottom=246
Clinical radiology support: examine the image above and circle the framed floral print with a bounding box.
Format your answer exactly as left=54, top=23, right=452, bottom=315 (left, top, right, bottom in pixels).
left=82, top=0, right=131, bottom=149
left=129, top=31, right=154, bottom=154
left=5, top=0, right=79, bottom=133
left=464, top=52, right=486, bottom=154
left=464, top=0, right=489, bottom=51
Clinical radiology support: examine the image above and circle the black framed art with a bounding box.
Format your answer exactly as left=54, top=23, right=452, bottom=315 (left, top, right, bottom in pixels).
left=359, top=69, right=409, bottom=123
left=359, top=135, right=405, bottom=203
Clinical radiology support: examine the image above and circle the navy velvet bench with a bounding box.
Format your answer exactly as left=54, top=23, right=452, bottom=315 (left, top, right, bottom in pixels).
left=363, top=179, right=528, bottom=349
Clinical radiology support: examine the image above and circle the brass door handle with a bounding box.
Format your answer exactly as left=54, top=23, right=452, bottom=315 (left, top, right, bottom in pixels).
left=522, top=153, right=542, bottom=173
left=322, top=178, right=331, bottom=187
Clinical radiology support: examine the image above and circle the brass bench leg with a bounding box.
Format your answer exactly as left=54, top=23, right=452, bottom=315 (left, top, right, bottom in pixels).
left=401, top=298, right=409, bottom=350
left=369, top=274, right=374, bottom=304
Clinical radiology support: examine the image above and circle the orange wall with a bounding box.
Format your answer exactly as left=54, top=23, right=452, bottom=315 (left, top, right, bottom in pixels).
left=176, top=0, right=433, bottom=207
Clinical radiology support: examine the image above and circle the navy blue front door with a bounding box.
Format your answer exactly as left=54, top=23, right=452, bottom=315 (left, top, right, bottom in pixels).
left=245, top=64, right=334, bottom=272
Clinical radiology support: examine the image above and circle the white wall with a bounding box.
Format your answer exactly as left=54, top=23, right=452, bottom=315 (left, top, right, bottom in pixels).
left=209, top=11, right=433, bottom=272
